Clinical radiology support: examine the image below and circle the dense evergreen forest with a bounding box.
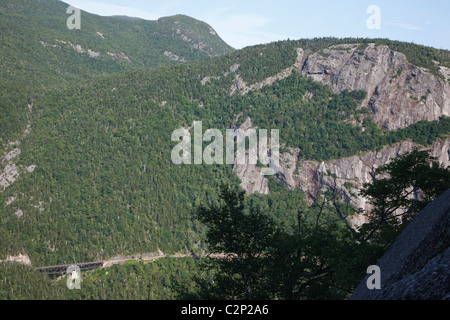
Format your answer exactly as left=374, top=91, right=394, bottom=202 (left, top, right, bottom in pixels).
left=2, top=39, right=449, bottom=266
left=0, top=257, right=204, bottom=299
left=2, top=149, right=448, bottom=300
left=0, top=0, right=233, bottom=144
left=1, top=0, right=449, bottom=300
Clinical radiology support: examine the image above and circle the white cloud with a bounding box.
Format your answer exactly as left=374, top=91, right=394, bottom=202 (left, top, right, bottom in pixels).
left=385, top=22, right=423, bottom=31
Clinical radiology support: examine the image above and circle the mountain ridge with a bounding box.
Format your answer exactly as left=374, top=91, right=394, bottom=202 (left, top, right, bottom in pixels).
left=0, top=0, right=449, bottom=277
left=0, top=0, right=233, bottom=144
left=1, top=38, right=449, bottom=266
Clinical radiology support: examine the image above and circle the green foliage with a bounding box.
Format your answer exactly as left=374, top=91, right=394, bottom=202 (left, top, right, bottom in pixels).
left=1, top=0, right=449, bottom=300
left=359, top=149, right=450, bottom=248
left=196, top=185, right=277, bottom=299
left=0, top=262, right=65, bottom=299
left=194, top=150, right=450, bottom=300
left=65, top=258, right=203, bottom=300
left=1, top=36, right=449, bottom=267
left=0, top=258, right=205, bottom=300
left=194, top=184, right=375, bottom=300
left=385, top=117, right=450, bottom=146
left=0, top=0, right=233, bottom=142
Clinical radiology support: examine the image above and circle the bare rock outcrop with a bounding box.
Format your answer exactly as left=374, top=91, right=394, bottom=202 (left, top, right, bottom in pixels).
left=276, top=138, right=449, bottom=225
left=235, top=137, right=449, bottom=226
left=0, top=253, right=32, bottom=266
left=300, top=43, right=450, bottom=131
left=164, top=51, right=186, bottom=62
left=1, top=104, right=36, bottom=193
left=0, top=149, right=21, bottom=190
left=107, top=52, right=131, bottom=62
left=15, top=209, right=24, bottom=218
left=87, top=49, right=100, bottom=58
left=232, top=118, right=269, bottom=195
left=233, top=163, right=269, bottom=195
left=350, top=188, right=450, bottom=300
left=228, top=43, right=449, bottom=225
left=72, top=44, right=84, bottom=53
left=372, top=247, right=450, bottom=300
left=226, top=44, right=448, bottom=131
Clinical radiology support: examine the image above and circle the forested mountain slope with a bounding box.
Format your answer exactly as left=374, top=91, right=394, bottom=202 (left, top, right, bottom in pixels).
left=1, top=36, right=449, bottom=268
left=0, top=0, right=233, bottom=143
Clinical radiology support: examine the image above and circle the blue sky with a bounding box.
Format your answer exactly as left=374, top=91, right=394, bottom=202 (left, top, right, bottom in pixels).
left=65, top=0, right=450, bottom=50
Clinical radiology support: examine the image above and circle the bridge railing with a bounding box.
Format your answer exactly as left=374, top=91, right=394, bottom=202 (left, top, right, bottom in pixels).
left=36, top=262, right=104, bottom=274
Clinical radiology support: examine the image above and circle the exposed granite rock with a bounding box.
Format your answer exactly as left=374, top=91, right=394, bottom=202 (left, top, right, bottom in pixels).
left=72, top=44, right=84, bottom=53
left=164, top=51, right=186, bottom=62
left=236, top=137, right=449, bottom=226
left=228, top=43, right=450, bottom=226
left=300, top=43, right=450, bottom=131
left=107, top=51, right=131, bottom=62
left=87, top=49, right=100, bottom=58
left=15, top=209, right=24, bottom=218
left=1, top=147, right=37, bottom=192
left=350, top=189, right=450, bottom=300
left=4, top=148, right=21, bottom=162
left=5, top=196, right=15, bottom=205
left=0, top=253, right=32, bottom=266
left=233, top=163, right=269, bottom=195
left=0, top=163, right=20, bottom=190
left=227, top=44, right=448, bottom=131
left=1, top=103, right=35, bottom=192
left=375, top=248, right=450, bottom=300
left=0, top=148, right=21, bottom=190
left=201, top=75, right=221, bottom=86
left=229, top=63, right=240, bottom=73
left=232, top=118, right=269, bottom=195
left=280, top=138, right=449, bottom=225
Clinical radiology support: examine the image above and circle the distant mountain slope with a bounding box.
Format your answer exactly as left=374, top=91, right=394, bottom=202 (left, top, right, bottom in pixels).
left=0, top=0, right=233, bottom=143
left=0, top=0, right=233, bottom=72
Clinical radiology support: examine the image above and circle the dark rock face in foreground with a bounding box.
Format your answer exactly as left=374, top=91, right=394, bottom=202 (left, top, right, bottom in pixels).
left=350, top=189, right=450, bottom=300
left=377, top=247, right=450, bottom=300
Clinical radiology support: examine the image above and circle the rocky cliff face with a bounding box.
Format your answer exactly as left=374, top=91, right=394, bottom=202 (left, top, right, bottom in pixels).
left=350, top=189, right=450, bottom=300
left=277, top=138, right=450, bottom=225
left=232, top=117, right=270, bottom=195
left=230, top=43, right=450, bottom=131
left=0, top=253, right=32, bottom=266
left=234, top=129, right=449, bottom=225
left=300, top=43, right=450, bottom=131
left=232, top=43, right=450, bottom=225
